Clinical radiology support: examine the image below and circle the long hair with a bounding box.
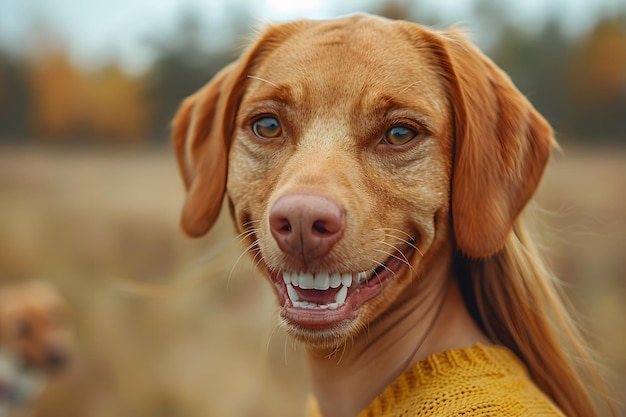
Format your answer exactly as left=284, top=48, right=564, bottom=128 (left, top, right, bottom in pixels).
left=460, top=208, right=616, bottom=417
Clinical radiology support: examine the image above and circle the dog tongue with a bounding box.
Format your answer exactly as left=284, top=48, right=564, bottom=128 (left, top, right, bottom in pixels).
left=296, top=287, right=341, bottom=304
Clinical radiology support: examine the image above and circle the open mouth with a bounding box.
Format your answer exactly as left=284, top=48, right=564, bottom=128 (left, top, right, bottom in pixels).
left=267, top=242, right=416, bottom=329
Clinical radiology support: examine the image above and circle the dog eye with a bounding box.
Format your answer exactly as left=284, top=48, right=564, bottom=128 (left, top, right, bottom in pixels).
left=383, top=126, right=417, bottom=145
left=253, top=117, right=282, bottom=139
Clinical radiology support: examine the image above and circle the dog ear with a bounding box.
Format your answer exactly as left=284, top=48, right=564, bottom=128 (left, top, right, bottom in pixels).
left=172, top=64, right=238, bottom=237
left=435, top=29, right=555, bottom=257
left=172, top=47, right=272, bottom=237
left=172, top=22, right=308, bottom=238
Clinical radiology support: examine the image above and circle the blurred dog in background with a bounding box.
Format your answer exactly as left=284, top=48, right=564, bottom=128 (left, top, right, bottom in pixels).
left=0, top=280, right=74, bottom=416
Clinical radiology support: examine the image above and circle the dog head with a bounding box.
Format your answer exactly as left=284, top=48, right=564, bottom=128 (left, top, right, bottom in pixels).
left=172, top=14, right=552, bottom=347
left=0, top=281, right=74, bottom=374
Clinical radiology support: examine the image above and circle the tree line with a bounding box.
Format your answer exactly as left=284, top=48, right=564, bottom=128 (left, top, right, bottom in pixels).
left=0, top=1, right=624, bottom=146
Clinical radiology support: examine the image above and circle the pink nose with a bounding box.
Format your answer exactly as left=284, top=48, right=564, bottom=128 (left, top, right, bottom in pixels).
left=269, top=194, right=344, bottom=262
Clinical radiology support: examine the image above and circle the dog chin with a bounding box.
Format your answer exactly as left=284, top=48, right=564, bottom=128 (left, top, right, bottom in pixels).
left=279, top=316, right=366, bottom=348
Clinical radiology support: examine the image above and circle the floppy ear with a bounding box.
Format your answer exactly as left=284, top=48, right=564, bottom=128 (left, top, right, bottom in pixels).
left=172, top=64, right=238, bottom=237
left=434, top=29, right=555, bottom=257
left=172, top=22, right=306, bottom=238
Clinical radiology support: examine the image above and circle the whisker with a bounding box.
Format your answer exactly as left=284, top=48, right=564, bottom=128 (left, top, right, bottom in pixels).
left=232, top=212, right=261, bottom=238
left=191, top=239, right=232, bottom=267
left=282, top=335, right=288, bottom=366
left=373, top=260, right=395, bottom=279
left=383, top=234, right=419, bottom=252
left=251, top=250, right=266, bottom=271
left=247, top=75, right=278, bottom=88
left=364, top=319, right=372, bottom=344
left=377, top=241, right=411, bottom=265
left=284, top=335, right=290, bottom=366
left=326, top=343, right=341, bottom=359
left=290, top=335, right=299, bottom=353
left=243, top=219, right=262, bottom=227
left=374, top=242, right=417, bottom=276
left=398, top=81, right=423, bottom=95
left=227, top=239, right=260, bottom=288
left=265, top=321, right=280, bottom=353
left=372, top=249, right=413, bottom=274
left=378, top=229, right=424, bottom=257
left=336, top=339, right=348, bottom=365
left=234, top=228, right=258, bottom=243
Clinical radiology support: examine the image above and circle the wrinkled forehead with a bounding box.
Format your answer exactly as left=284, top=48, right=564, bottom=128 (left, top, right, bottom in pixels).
left=244, top=17, right=447, bottom=114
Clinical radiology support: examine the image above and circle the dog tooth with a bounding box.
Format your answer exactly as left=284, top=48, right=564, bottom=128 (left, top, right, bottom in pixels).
left=314, top=272, right=330, bottom=290
left=341, top=273, right=353, bottom=287
left=329, top=273, right=341, bottom=288
left=299, top=272, right=314, bottom=289
left=327, top=302, right=339, bottom=310
left=335, top=285, right=348, bottom=305
left=282, top=272, right=291, bottom=285
left=291, top=272, right=300, bottom=287
left=286, top=283, right=299, bottom=303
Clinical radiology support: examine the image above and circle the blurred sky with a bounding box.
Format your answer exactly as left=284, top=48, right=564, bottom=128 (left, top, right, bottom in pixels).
left=0, top=0, right=624, bottom=74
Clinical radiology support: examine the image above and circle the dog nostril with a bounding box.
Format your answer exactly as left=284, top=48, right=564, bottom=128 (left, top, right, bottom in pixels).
left=272, top=217, right=292, bottom=234
left=313, top=221, right=329, bottom=234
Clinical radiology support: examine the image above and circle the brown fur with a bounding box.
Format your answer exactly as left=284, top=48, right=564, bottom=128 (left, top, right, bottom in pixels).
left=172, top=14, right=612, bottom=417
left=0, top=280, right=73, bottom=373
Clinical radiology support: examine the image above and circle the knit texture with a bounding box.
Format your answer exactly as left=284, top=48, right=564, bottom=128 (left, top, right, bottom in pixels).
left=307, top=344, right=565, bottom=417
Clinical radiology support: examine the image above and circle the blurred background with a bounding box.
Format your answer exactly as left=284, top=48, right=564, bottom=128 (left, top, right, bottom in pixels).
left=0, top=0, right=624, bottom=416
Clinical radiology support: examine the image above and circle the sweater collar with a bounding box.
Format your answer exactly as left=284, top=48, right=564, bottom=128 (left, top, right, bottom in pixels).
left=307, top=344, right=528, bottom=417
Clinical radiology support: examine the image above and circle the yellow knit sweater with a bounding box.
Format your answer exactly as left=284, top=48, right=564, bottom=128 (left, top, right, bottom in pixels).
left=307, top=344, right=565, bottom=417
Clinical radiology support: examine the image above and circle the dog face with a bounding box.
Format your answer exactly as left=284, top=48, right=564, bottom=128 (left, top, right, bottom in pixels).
left=226, top=19, right=454, bottom=344
left=173, top=15, right=552, bottom=347
left=0, top=281, right=74, bottom=373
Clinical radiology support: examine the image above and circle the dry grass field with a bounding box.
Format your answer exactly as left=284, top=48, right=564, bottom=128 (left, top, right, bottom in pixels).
left=0, top=145, right=624, bottom=416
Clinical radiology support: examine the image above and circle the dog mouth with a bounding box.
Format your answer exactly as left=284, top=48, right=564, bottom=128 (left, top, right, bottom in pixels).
left=267, top=242, right=416, bottom=330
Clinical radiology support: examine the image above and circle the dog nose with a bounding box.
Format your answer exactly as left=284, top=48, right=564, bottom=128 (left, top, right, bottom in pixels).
left=45, top=347, right=69, bottom=372
left=269, top=194, right=344, bottom=261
